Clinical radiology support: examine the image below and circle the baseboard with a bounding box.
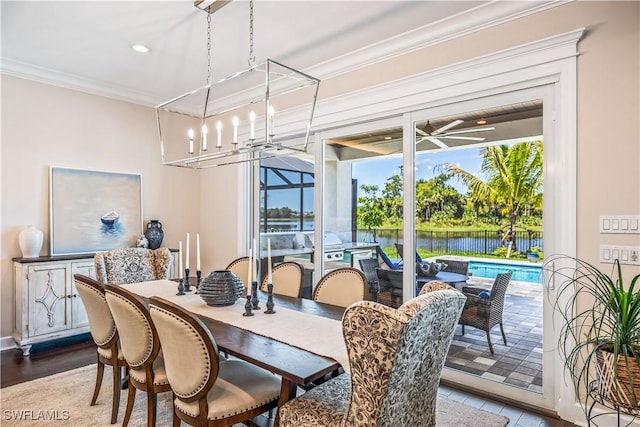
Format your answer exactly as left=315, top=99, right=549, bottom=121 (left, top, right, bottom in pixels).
left=1, top=336, right=17, bottom=352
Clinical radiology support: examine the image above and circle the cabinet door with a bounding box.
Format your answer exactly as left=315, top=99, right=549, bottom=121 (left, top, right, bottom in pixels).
left=70, top=261, right=94, bottom=329
left=27, top=264, right=70, bottom=337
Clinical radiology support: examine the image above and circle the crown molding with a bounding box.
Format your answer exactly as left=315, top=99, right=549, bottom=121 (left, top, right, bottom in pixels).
left=1, top=0, right=570, bottom=107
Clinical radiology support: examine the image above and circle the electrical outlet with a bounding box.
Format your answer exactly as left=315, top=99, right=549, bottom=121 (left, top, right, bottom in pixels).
left=600, top=245, right=640, bottom=265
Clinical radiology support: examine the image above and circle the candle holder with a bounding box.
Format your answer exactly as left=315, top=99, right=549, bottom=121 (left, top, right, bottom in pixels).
left=264, top=283, right=276, bottom=314
left=243, top=295, right=254, bottom=317
left=176, top=278, right=185, bottom=296
left=251, top=281, right=260, bottom=309
left=184, top=268, right=192, bottom=292
left=195, top=270, right=202, bottom=294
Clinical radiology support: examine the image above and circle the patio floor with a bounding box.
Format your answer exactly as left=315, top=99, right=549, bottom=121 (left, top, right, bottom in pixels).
left=444, top=278, right=544, bottom=393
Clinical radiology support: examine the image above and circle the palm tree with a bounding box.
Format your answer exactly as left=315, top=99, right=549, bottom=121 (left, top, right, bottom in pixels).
left=439, top=141, right=543, bottom=251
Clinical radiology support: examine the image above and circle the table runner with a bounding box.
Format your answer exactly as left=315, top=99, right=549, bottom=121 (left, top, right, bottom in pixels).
left=122, top=280, right=350, bottom=374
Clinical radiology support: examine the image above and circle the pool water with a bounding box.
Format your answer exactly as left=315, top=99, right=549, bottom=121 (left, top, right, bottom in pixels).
left=468, top=260, right=542, bottom=284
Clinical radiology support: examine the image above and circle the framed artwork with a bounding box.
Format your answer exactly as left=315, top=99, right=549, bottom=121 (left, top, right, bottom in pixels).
left=50, top=167, right=142, bottom=255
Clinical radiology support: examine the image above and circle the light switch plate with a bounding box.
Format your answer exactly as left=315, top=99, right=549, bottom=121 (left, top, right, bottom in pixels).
left=600, top=245, right=640, bottom=265
left=600, top=215, right=640, bottom=234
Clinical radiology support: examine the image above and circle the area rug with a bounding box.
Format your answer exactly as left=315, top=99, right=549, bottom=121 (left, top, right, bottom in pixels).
left=0, top=365, right=509, bottom=426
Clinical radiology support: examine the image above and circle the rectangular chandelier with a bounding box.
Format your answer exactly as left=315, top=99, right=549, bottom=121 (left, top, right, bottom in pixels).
left=156, top=59, right=320, bottom=169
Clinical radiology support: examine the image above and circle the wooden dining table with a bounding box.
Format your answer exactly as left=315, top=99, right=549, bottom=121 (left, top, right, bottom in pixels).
left=121, top=280, right=346, bottom=426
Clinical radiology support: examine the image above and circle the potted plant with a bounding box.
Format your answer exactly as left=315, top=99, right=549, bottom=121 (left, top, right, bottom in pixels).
left=545, top=256, right=640, bottom=415
left=526, top=246, right=543, bottom=262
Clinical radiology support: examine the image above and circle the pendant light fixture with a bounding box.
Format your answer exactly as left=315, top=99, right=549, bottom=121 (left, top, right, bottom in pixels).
left=156, top=0, right=320, bottom=169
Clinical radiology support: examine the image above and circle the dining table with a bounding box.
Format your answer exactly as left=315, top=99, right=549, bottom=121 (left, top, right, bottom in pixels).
left=120, top=279, right=347, bottom=426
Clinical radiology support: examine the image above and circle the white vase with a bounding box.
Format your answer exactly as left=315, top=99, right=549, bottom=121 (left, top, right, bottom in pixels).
left=19, top=226, right=43, bottom=258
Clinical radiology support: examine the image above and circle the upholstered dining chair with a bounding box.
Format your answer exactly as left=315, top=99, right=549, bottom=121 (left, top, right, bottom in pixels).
left=104, top=284, right=171, bottom=427
left=259, top=261, right=304, bottom=298
left=148, top=296, right=281, bottom=427
left=459, top=271, right=513, bottom=354
left=357, top=258, right=380, bottom=302
left=73, top=274, right=127, bottom=425
left=278, top=289, right=467, bottom=427
left=312, top=267, right=366, bottom=308
left=225, top=256, right=259, bottom=292
left=95, top=247, right=172, bottom=285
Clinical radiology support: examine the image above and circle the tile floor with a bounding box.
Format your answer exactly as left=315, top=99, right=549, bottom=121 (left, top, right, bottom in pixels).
left=445, top=278, right=544, bottom=392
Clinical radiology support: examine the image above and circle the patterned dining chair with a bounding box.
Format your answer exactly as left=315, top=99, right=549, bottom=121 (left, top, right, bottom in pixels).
left=312, top=267, right=366, bottom=308
left=148, top=296, right=281, bottom=427
left=260, top=261, right=304, bottom=298
left=459, top=271, right=513, bottom=354
left=278, top=289, right=467, bottom=427
left=105, top=284, right=171, bottom=427
left=74, top=274, right=127, bottom=425
left=95, top=247, right=172, bottom=285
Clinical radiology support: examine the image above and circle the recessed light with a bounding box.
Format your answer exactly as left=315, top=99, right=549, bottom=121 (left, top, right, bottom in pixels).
left=476, top=119, right=487, bottom=125
left=130, top=43, right=151, bottom=54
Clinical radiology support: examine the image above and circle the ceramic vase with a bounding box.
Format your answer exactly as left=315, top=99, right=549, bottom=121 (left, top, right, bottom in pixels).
left=199, top=270, right=245, bottom=306
left=144, top=220, right=164, bottom=249
left=19, top=226, right=43, bottom=258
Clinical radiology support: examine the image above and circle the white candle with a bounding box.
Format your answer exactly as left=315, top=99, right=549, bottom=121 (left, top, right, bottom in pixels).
left=267, top=238, right=272, bottom=284
left=247, top=246, right=252, bottom=293
left=196, top=233, right=201, bottom=271
left=216, top=121, right=222, bottom=148
left=253, top=238, right=257, bottom=283
left=186, top=233, right=190, bottom=269
left=202, top=124, right=208, bottom=151
left=249, top=111, right=256, bottom=139
left=188, top=129, right=195, bottom=154
left=232, top=116, right=239, bottom=144
left=179, top=241, right=183, bottom=278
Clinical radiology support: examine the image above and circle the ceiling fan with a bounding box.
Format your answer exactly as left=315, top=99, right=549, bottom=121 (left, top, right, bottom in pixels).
left=416, top=119, right=495, bottom=148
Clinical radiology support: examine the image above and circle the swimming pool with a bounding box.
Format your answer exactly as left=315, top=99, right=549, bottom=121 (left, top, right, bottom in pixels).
left=468, top=260, right=542, bottom=284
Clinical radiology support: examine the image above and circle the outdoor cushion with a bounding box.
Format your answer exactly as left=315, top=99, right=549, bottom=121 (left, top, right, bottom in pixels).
left=376, top=246, right=402, bottom=270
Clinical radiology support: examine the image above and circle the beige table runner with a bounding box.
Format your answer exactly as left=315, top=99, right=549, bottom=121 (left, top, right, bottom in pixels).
left=123, top=280, right=350, bottom=374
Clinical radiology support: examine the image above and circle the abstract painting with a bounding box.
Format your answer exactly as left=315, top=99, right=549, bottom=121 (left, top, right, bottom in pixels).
left=50, top=167, right=142, bottom=255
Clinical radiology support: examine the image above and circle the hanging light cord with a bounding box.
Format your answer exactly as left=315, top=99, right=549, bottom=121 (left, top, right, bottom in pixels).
left=248, top=0, right=255, bottom=67
left=206, top=13, right=212, bottom=86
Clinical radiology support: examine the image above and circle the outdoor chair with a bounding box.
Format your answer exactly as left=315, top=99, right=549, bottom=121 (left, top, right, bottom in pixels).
left=436, top=258, right=469, bottom=276
left=395, top=242, right=424, bottom=263
left=278, top=290, right=467, bottom=427
left=313, top=267, right=366, bottom=308
left=375, top=246, right=402, bottom=270
left=375, top=268, right=404, bottom=308
left=459, top=271, right=513, bottom=354
left=105, top=284, right=171, bottom=427
left=74, top=274, right=127, bottom=425
left=148, top=296, right=281, bottom=427
left=357, top=258, right=381, bottom=302
left=95, top=247, right=172, bottom=285
left=259, top=261, right=304, bottom=298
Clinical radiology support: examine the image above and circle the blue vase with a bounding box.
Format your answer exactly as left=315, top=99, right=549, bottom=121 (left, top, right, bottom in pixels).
left=144, top=220, right=164, bottom=249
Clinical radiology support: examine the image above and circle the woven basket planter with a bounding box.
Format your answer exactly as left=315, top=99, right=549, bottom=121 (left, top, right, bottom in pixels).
left=596, top=349, right=640, bottom=412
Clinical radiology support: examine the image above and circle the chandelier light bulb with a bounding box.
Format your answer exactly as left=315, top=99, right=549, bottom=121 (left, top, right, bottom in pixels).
left=188, top=128, right=195, bottom=154
left=202, top=124, right=208, bottom=151
left=232, top=116, right=239, bottom=144
left=216, top=121, right=222, bottom=148
left=249, top=111, right=256, bottom=140
left=268, top=105, right=275, bottom=137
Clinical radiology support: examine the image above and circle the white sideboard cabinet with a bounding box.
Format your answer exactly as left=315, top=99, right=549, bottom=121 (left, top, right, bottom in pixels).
left=13, top=249, right=178, bottom=356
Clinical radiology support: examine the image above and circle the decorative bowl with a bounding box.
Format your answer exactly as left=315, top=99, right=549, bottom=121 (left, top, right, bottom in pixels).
left=416, top=261, right=448, bottom=277
left=199, top=270, right=245, bottom=306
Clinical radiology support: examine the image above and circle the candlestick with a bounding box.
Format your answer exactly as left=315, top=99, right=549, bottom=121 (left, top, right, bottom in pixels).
left=202, top=124, right=208, bottom=151
left=265, top=283, right=275, bottom=314
left=216, top=120, right=222, bottom=148
left=176, top=278, right=185, bottom=296
left=249, top=111, right=256, bottom=140
left=184, top=268, right=191, bottom=292
left=196, top=233, right=201, bottom=271
left=251, top=281, right=259, bottom=309
left=178, top=241, right=183, bottom=279
left=196, top=270, right=202, bottom=294
left=186, top=233, right=190, bottom=269
left=232, top=116, right=239, bottom=145
left=243, top=294, right=254, bottom=316
left=267, top=238, right=272, bottom=285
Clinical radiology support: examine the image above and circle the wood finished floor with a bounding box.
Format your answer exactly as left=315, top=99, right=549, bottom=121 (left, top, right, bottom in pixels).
left=1, top=334, right=576, bottom=427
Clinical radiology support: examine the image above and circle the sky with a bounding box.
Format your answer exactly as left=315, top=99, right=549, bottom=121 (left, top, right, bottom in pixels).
left=265, top=147, right=484, bottom=211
